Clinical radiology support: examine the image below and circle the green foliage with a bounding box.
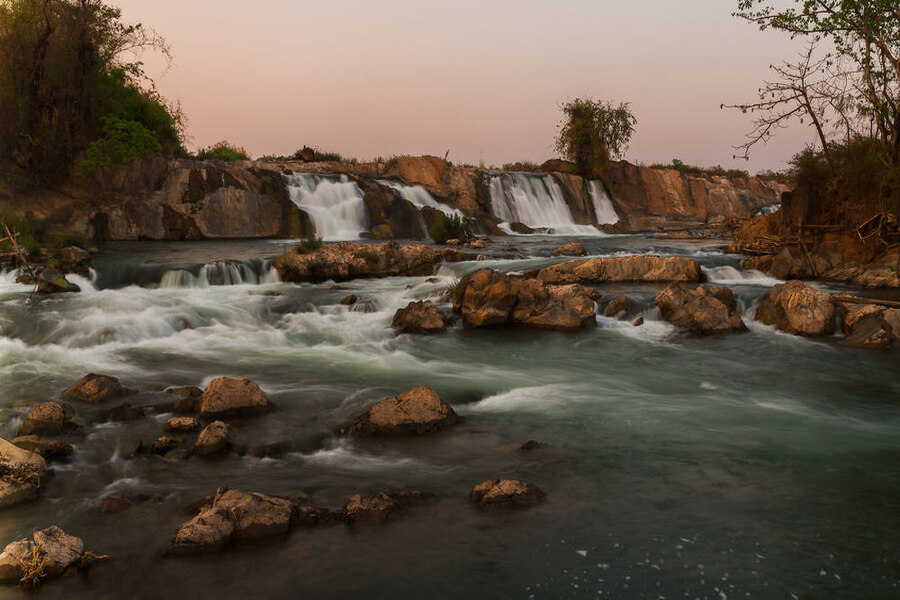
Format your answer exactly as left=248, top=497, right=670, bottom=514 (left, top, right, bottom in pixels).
left=430, top=213, right=474, bottom=244
left=196, top=140, right=250, bottom=162
left=77, top=116, right=161, bottom=176
left=555, top=98, right=636, bottom=178
left=0, top=201, right=88, bottom=258
left=354, top=249, right=379, bottom=264
left=0, top=0, right=184, bottom=182
left=649, top=159, right=749, bottom=179
left=294, top=231, right=323, bottom=254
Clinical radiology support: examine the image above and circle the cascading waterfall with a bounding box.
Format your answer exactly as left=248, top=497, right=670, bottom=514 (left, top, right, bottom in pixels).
left=588, top=181, right=620, bottom=225
left=378, top=180, right=463, bottom=240
left=158, top=260, right=280, bottom=289
left=488, top=173, right=603, bottom=235
left=284, top=173, right=369, bottom=240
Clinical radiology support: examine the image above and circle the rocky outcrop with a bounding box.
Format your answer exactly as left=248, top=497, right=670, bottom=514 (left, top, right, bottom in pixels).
left=555, top=241, right=586, bottom=256
left=347, top=386, right=461, bottom=437
left=535, top=256, right=701, bottom=285
left=453, top=269, right=596, bottom=330
left=755, top=280, right=836, bottom=336
left=391, top=300, right=448, bottom=334
left=62, top=373, right=130, bottom=404
left=0, top=526, right=90, bottom=587
left=273, top=241, right=441, bottom=284
left=198, top=377, right=272, bottom=419
left=470, top=479, right=545, bottom=509
left=655, top=284, right=747, bottom=335
left=0, top=439, right=47, bottom=509
left=18, top=402, right=81, bottom=436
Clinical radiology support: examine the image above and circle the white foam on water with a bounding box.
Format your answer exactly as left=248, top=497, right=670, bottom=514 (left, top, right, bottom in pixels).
left=489, top=173, right=606, bottom=236
left=284, top=173, right=369, bottom=240
left=588, top=181, right=619, bottom=225
left=703, top=265, right=780, bottom=286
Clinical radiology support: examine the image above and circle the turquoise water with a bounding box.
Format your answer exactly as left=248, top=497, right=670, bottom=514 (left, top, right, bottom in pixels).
left=0, top=235, right=898, bottom=599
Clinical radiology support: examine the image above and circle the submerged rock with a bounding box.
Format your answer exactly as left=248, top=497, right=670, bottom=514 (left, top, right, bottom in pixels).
left=470, top=479, right=545, bottom=509
left=273, top=241, right=440, bottom=283
left=535, top=255, right=701, bottom=285
left=150, top=436, right=183, bottom=455
left=10, top=436, right=73, bottom=460
left=391, top=300, right=448, bottom=334
left=343, top=493, right=402, bottom=524
left=18, top=401, right=81, bottom=436
left=555, top=242, right=586, bottom=256
left=105, top=403, right=145, bottom=422
left=198, top=377, right=272, bottom=419
left=453, top=269, right=596, bottom=330
left=100, top=493, right=163, bottom=514
left=347, top=386, right=461, bottom=437
left=0, top=526, right=88, bottom=586
left=193, top=421, right=232, bottom=456
left=755, top=280, right=835, bottom=336
left=655, top=284, right=747, bottom=335
left=62, top=373, right=130, bottom=404
left=167, top=386, right=203, bottom=413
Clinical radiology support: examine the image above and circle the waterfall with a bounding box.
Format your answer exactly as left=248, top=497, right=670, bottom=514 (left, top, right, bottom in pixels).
left=588, top=181, right=620, bottom=225
left=379, top=181, right=462, bottom=218
left=284, top=173, right=369, bottom=241
left=158, top=260, right=281, bottom=289
left=488, top=173, right=602, bottom=235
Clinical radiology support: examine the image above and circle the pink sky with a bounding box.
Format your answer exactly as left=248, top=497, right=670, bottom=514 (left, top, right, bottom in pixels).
left=115, top=0, right=816, bottom=173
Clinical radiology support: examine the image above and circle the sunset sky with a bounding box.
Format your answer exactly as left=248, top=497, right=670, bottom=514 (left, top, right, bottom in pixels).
left=114, top=0, right=816, bottom=173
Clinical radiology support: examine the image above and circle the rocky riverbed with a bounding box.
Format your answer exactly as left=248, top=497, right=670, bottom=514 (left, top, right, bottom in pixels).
left=0, top=234, right=898, bottom=598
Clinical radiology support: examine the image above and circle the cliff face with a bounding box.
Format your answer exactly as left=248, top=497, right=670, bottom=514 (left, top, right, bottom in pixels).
left=2, top=156, right=785, bottom=240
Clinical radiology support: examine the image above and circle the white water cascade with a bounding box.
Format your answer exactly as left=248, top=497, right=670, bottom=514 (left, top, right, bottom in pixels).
left=379, top=181, right=463, bottom=219
left=284, top=173, right=369, bottom=241
left=489, top=173, right=603, bottom=235
left=588, top=181, right=620, bottom=225
left=159, top=260, right=281, bottom=289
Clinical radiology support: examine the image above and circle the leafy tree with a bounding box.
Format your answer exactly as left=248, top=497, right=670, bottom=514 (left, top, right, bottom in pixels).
left=555, top=98, right=636, bottom=178
left=0, top=0, right=184, bottom=182
left=196, top=140, right=251, bottom=162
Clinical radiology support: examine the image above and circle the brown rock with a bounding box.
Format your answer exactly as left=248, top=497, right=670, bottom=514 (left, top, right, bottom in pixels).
left=105, top=403, right=145, bottom=422
left=58, top=246, right=91, bottom=276
left=604, top=295, right=631, bottom=318
left=555, top=242, right=587, bottom=256
left=392, top=300, right=448, bottom=334
left=273, top=241, right=440, bottom=284
left=842, top=304, right=893, bottom=349
left=150, top=436, right=182, bottom=455
left=165, top=417, right=201, bottom=433
left=470, top=479, right=545, bottom=509
left=62, top=373, right=129, bottom=404
left=440, top=247, right=463, bottom=262
left=10, top=436, right=73, bottom=459
left=755, top=280, right=836, bottom=336
left=198, top=377, right=271, bottom=419
left=193, top=421, right=232, bottom=456
left=0, top=526, right=85, bottom=584
left=167, top=386, right=203, bottom=413
left=348, top=385, right=461, bottom=437
left=36, top=269, right=80, bottom=294
left=343, top=493, right=402, bottom=524
left=633, top=316, right=645, bottom=326
left=340, top=294, right=358, bottom=306
left=655, top=284, right=748, bottom=335
left=453, top=269, right=518, bottom=326
left=171, top=507, right=234, bottom=554
left=18, top=401, right=81, bottom=436
left=536, top=255, right=701, bottom=285
left=0, top=438, right=47, bottom=508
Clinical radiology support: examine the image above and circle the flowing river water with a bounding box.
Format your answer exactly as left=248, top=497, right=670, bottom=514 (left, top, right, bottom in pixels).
left=0, top=235, right=899, bottom=599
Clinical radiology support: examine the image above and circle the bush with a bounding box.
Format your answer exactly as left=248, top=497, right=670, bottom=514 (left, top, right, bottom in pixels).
left=555, top=98, right=636, bottom=178
left=354, top=250, right=379, bottom=264
left=650, top=159, right=749, bottom=179
left=197, top=141, right=250, bottom=162
left=77, top=116, right=162, bottom=177
left=294, top=232, right=323, bottom=254
left=430, top=213, right=473, bottom=244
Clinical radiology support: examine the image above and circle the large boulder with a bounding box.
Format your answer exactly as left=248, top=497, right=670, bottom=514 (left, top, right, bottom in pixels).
left=348, top=386, right=461, bottom=437
left=391, top=300, right=448, bottom=334
left=655, top=284, right=748, bottom=335
left=171, top=489, right=294, bottom=554
left=842, top=304, right=893, bottom=349
left=0, top=438, right=47, bottom=509
left=470, top=479, right=545, bottom=509
left=536, top=255, right=701, bottom=285
left=18, top=401, right=81, bottom=436
left=453, top=269, right=596, bottom=330
left=273, top=241, right=440, bottom=284
left=62, top=373, right=130, bottom=404
left=198, top=377, right=271, bottom=419
left=555, top=242, right=586, bottom=256
left=755, top=280, right=836, bottom=336
left=193, top=421, right=232, bottom=456
left=0, top=526, right=86, bottom=585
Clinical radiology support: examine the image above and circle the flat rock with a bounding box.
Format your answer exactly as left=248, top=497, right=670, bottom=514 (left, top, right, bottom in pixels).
left=535, top=255, right=701, bottom=285
left=198, top=377, right=271, bottom=419
left=555, top=242, right=586, bottom=256
left=273, top=241, right=440, bottom=283
left=347, top=386, right=461, bottom=437
left=343, top=493, right=402, bottom=524
left=10, top=436, right=73, bottom=459
left=62, top=373, right=130, bottom=404
left=165, top=416, right=201, bottom=433
left=470, top=479, right=545, bottom=509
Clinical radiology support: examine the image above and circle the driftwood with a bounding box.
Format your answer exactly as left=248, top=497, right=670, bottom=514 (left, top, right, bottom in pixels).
left=832, top=293, right=900, bottom=309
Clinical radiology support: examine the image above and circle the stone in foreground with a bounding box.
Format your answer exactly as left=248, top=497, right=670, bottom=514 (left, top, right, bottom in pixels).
left=391, top=300, right=448, bottom=334
left=10, top=436, right=73, bottom=460
left=0, top=526, right=87, bottom=586
left=18, top=401, right=81, bottom=437
left=655, top=284, right=747, bottom=335
left=62, top=373, right=130, bottom=404
left=0, top=439, right=47, bottom=509
left=198, top=377, right=272, bottom=419
left=755, top=280, right=835, bottom=336
left=470, top=479, right=546, bottom=509
left=347, top=386, right=461, bottom=437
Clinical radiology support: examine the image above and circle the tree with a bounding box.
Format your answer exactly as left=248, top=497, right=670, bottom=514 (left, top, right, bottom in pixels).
left=0, top=0, right=184, bottom=182
left=555, top=98, right=636, bottom=178
left=733, top=0, right=900, bottom=166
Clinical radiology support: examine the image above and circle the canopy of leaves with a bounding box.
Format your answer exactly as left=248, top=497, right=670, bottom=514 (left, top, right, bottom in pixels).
left=0, top=0, right=185, bottom=182
left=555, top=98, right=636, bottom=179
